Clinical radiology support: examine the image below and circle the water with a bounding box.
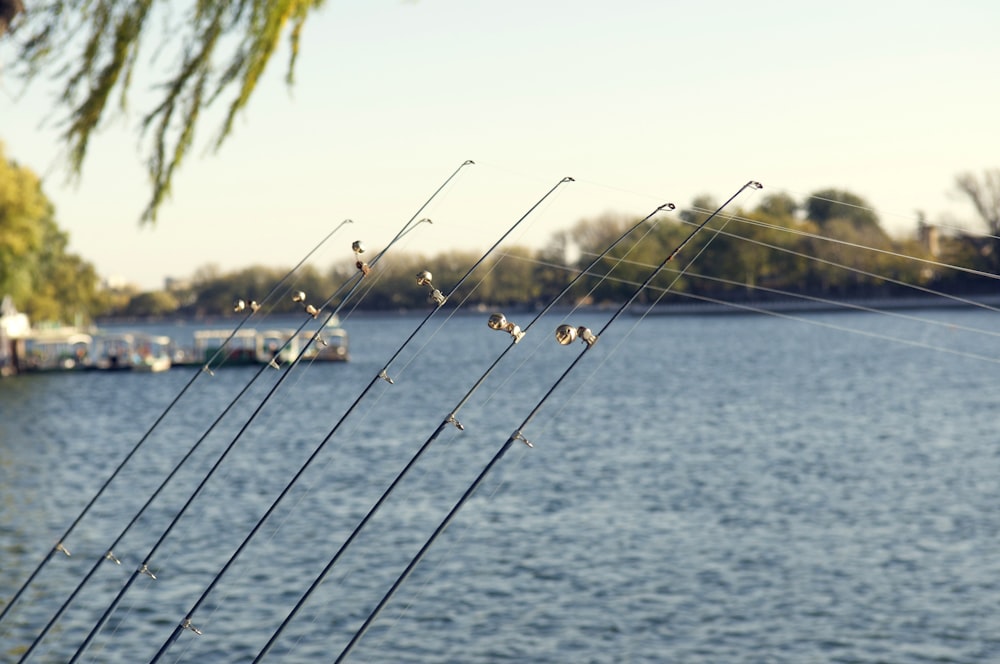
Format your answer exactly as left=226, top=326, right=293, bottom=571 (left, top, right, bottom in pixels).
left=2, top=308, right=1000, bottom=663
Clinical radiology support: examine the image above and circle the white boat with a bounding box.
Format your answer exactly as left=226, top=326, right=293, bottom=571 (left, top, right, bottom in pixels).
left=298, top=325, right=349, bottom=362
left=93, top=333, right=173, bottom=372
left=18, top=329, right=93, bottom=372
left=188, top=323, right=349, bottom=367
left=191, top=328, right=261, bottom=366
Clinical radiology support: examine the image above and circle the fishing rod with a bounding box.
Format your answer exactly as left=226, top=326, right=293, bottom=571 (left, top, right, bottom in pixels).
left=147, top=175, right=575, bottom=662
left=0, top=218, right=352, bottom=629
left=17, top=230, right=408, bottom=664
left=333, top=180, right=762, bottom=664
left=20, top=159, right=474, bottom=663
left=248, top=200, right=675, bottom=662
left=44, top=228, right=427, bottom=664
left=517, top=226, right=1000, bottom=361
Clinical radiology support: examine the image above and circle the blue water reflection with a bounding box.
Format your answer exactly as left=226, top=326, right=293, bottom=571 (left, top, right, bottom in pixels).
left=2, top=308, right=1000, bottom=663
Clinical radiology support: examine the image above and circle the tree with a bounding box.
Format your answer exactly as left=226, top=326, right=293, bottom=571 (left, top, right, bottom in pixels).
left=24, top=212, right=102, bottom=322
left=477, top=246, right=542, bottom=306
left=954, top=169, right=1000, bottom=271
left=0, top=140, right=48, bottom=304
left=1, top=0, right=326, bottom=223
left=123, top=290, right=180, bottom=317
left=755, top=192, right=799, bottom=220
left=0, top=140, right=101, bottom=323
left=805, top=188, right=884, bottom=236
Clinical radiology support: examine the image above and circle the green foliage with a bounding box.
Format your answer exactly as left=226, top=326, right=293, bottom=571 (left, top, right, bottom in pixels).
left=0, top=143, right=46, bottom=304
left=475, top=247, right=542, bottom=306
left=805, top=188, right=884, bottom=236
left=755, top=192, right=799, bottom=220
left=0, top=141, right=102, bottom=323
left=5, top=0, right=327, bottom=223
left=0, top=169, right=992, bottom=325
left=122, top=290, right=180, bottom=316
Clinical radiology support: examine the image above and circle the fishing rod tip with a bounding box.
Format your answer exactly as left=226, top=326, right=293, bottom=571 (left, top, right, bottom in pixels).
left=462, top=159, right=475, bottom=166
left=562, top=176, right=575, bottom=183
left=749, top=181, right=763, bottom=190
left=658, top=203, right=676, bottom=211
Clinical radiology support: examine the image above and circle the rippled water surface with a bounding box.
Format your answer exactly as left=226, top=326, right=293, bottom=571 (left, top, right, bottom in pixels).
left=2, top=308, right=1000, bottom=663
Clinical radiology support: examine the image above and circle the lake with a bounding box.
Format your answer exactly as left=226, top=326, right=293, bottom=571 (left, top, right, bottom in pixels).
left=2, top=306, right=1000, bottom=663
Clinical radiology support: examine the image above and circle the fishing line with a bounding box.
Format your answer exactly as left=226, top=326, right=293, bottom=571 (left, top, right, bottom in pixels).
left=514, top=255, right=1000, bottom=365
left=650, top=290, right=1000, bottom=365
left=164, top=178, right=578, bottom=656
left=542, top=201, right=771, bottom=430
left=766, top=184, right=1000, bottom=269
left=534, top=198, right=1000, bottom=319
left=230, top=198, right=575, bottom=559
left=483, top=165, right=1000, bottom=297
left=384, top=201, right=755, bottom=652
left=144, top=178, right=570, bottom=659
left=929, top=220, right=1000, bottom=242
left=369, top=234, right=553, bottom=391
left=59, top=225, right=449, bottom=664
left=247, top=199, right=675, bottom=662
left=0, top=219, right=352, bottom=633
left=144, top=175, right=574, bottom=662
left=479, top=163, right=991, bottom=270
left=21, top=160, right=473, bottom=664
left=494, top=195, right=747, bottom=464
left=664, top=213, right=1000, bottom=313
left=330, top=181, right=761, bottom=663
left=471, top=211, right=669, bottom=408
left=551, top=253, right=1000, bottom=341
left=224, top=259, right=417, bottom=547
left=341, top=187, right=751, bottom=664
left=153, top=177, right=575, bottom=652
left=687, top=205, right=1000, bottom=284
left=533, top=190, right=1000, bottom=320
left=469, top=199, right=746, bottom=442
left=354, top=244, right=673, bottom=664
left=55, top=234, right=424, bottom=664
left=174, top=236, right=502, bottom=649
left=18, top=245, right=376, bottom=664
left=394, top=218, right=670, bottom=514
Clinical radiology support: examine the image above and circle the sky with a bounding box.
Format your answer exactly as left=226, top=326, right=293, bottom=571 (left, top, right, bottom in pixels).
left=1, top=0, right=999, bottom=290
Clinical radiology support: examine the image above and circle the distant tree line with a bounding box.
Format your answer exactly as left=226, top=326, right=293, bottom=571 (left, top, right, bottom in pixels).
left=108, top=187, right=999, bottom=320
left=2, top=140, right=999, bottom=325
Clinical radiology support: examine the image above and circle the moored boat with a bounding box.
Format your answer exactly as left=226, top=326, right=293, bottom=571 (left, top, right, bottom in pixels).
left=93, top=332, right=173, bottom=372
left=183, top=323, right=349, bottom=368
left=18, top=329, right=93, bottom=372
